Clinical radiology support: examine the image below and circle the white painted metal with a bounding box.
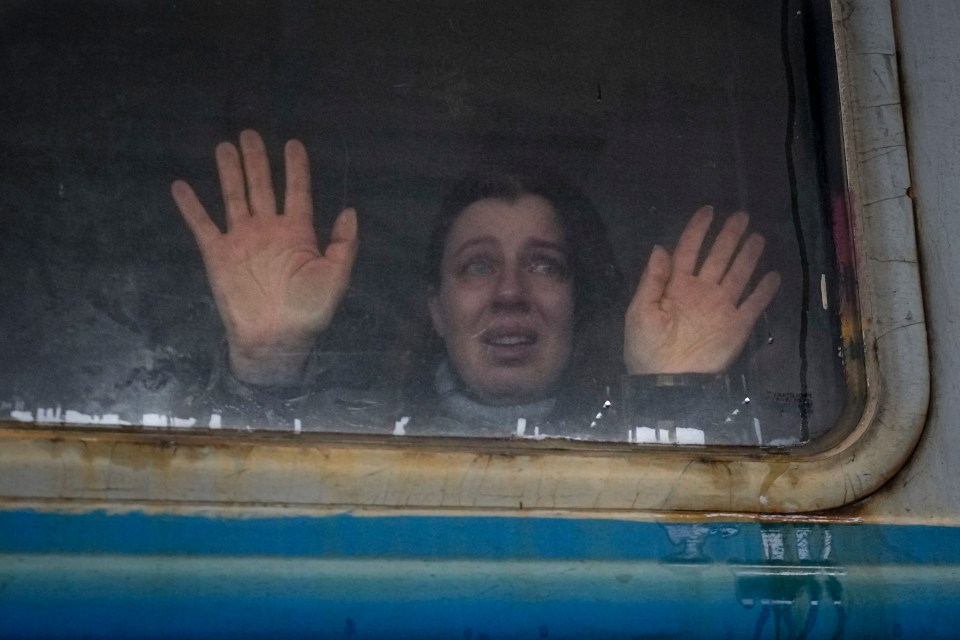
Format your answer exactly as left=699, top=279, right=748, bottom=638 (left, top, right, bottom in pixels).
left=855, top=1, right=960, bottom=522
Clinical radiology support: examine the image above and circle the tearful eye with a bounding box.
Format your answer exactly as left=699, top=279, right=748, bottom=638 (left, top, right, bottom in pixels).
left=461, top=256, right=498, bottom=277
left=528, top=255, right=569, bottom=279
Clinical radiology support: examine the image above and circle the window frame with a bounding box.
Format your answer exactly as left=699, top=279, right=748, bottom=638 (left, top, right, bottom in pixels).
left=0, top=0, right=927, bottom=515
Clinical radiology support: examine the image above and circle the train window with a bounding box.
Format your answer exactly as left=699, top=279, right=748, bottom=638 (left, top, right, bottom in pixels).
left=0, top=1, right=927, bottom=512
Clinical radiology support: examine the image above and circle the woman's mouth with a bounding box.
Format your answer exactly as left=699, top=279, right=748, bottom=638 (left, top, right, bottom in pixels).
left=482, top=328, right=538, bottom=362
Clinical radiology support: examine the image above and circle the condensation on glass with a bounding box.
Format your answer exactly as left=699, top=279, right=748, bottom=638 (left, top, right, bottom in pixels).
left=0, top=0, right=861, bottom=448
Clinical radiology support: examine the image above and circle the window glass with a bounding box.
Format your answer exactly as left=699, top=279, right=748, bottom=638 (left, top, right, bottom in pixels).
left=0, top=0, right=860, bottom=447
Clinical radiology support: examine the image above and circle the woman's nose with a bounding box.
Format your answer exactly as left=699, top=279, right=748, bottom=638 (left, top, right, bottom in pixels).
left=492, top=265, right=530, bottom=310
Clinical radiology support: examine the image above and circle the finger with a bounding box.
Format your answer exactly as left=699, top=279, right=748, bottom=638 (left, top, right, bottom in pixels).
left=720, top=232, right=765, bottom=300
left=284, top=139, right=312, bottom=224
left=239, top=129, right=278, bottom=217
left=672, top=206, right=714, bottom=275
left=629, top=245, right=671, bottom=313
left=171, top=180, right=221, bottom=247
left=699, top=211, right=749, bottom=283
left=324, top=207, right=360, bottom=272
left=215, top=141, right=251, bottom=228
left=738, top=271, right=781, bottom=324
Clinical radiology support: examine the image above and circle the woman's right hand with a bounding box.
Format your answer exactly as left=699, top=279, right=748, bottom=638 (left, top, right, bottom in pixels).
left=172, top=129, right=358, bottom=386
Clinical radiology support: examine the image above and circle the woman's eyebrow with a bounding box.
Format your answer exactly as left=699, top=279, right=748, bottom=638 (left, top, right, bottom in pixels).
left=525, top=238, right=568, bottom=254
left=450, top=236, right=497, bottom=258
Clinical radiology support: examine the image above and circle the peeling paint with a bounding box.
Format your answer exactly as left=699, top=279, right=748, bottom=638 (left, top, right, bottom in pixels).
left=760, top=528, right=786, bottom=560
left=36, top=407, right=63, bottom=423
left=64, top=411, right=128, bottom=426
left=628, top=426, right=705, bottom=446
left=142, top=414, right=169, bottom=427
left=676, top=428, right=705, bottom=445
left=796, top=526, right=811, bottom=560
left=15, top=408, right=203, bottom=429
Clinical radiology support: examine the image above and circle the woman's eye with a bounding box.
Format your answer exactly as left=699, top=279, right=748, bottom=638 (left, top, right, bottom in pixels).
left=528, top=255, right=569, bottom=278
left=461, top=257, right=498, bottom=277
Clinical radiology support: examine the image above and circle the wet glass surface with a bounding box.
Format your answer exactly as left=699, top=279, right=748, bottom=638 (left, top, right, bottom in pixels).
left=0, top=0, right=859, bottom=445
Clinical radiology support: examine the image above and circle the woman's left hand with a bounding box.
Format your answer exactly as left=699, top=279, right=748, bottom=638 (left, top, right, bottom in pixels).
left=624, top=206, right=781, bottom=375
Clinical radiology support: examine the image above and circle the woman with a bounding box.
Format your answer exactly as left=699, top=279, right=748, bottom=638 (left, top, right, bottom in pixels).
left=172, top=130, right=780, bottom=439
left=408, top=169, right=625, bottom=436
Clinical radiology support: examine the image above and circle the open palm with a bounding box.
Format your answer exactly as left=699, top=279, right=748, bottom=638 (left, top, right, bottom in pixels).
left=625, top=206, right=780, bottom=375
left=172, top=130, right=358, bottom=385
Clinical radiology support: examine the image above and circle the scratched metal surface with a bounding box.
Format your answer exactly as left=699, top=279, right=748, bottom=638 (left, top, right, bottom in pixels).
left=2, top=511, right=960, bottom=639
left=850, top=1, right=960, bottom=522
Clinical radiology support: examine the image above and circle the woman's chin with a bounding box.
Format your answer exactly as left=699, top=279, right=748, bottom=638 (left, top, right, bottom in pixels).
left=466, top=376, right=558, bottom=407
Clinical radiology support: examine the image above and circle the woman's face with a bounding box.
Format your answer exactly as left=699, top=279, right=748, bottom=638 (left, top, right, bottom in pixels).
left=428, top=194, right=575, bottom=405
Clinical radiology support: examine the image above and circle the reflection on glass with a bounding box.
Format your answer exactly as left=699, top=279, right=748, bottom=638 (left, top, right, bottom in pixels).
left=0, top=0, right=858, bottom=446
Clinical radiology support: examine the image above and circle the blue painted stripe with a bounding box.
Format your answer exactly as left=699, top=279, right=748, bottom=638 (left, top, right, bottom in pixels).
left=1, top=510, right=960, bottom=565
left=3, top=511, right=960, bottom=638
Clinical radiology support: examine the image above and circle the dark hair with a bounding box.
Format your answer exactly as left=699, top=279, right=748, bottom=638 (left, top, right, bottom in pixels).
left=425, top=169, right=624, bottom=328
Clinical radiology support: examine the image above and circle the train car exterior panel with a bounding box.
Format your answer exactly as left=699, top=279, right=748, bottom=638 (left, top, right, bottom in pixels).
left=2, top=0, right=960, bottom=638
